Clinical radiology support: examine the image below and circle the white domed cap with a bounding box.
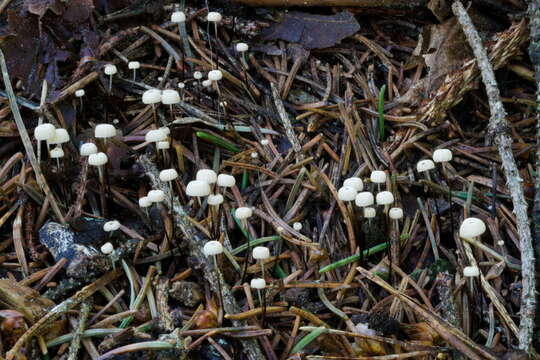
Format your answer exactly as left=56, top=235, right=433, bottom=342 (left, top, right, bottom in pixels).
left=236, top=42, right=249, bottom=52
left=389, top=207, right=403, bottom=220
left=370, top=170, right=386, bottom=184
left=208, top=194, right=224, bottom=206
left=250, top=278, right=266, bottom=289
left=235, top=207, right=253, bottom=220
left=104, top=64, right=117, bottom=75
left=80, top=143, right=98, bottom=156
left=34, top=123, right=56, bottom=141
left=417, top=159, right=435, bottom=172
left=88, top=152, right=108, bottom=166
left=459, top=217, right=486, bottom=238
left=157, top=141, right=170, bottom=150
left=433, top=149, right=453, bottom=163
left=160, top=169, right=178, bottom=182
left=202, top=79, right=212, bottom=87
left=138, top=196, right=152, bottom=208
left=343, top=177, right=363, bottom=191
left=376, top=191, right=394, bottom=205
left=171, top=11, right=186, bottom=23
left=364, top=207, right=376, bottom=218
left=145, top=129, right=167, bottom=143
left=260, top=139, right=269, bottom=146
left=293, top=222, right=302, bottom=231
left=148, top=189, right=166, bottom=202
left=252, top=246, right=270, bottom=260
left=208, top=70, right=223, bottom=81
left=48, top=128, right=70, bottom=144
left=463, top=266, right=480, bottom=277
left=178, top=82, right=185, bottom=89
left=160, top=127, right=170, bottom=136
left=95, top=124, right=116, bottom=139
left=186, top=180, right=211, bottom=197
left=75, top=89, right=85, bottom=97
left=161, top=89, right=180, bottom=105
left=355, top=192, right=374, bottom=207
left=104, top=220, right=121, bottom=232
left=338, top=186, right=357, bottom=201
left=142, top=89, right=161, bottom=104
left=101, top=242, right=114, bottom=254
left=128, top=61, right=140, bottom=70
left=193, top=71, right=203, bottom=80
left=217, top=174, right=235, bottom=187
left=49, top=147, right=64, bottom=158
left=196, top=169, right=217, bottom=184
left=203, top=240, right=223, bottom=256
left=207, top=11, right=222, bottom=22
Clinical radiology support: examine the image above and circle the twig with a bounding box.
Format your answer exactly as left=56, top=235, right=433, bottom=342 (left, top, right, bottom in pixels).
left=270, top=83, right=302, bottom=158
left=67, top=301, right=92, bottom=360
left=452, top=1, right=536, bottom=351
left=0, top=49, right=65, bottom=223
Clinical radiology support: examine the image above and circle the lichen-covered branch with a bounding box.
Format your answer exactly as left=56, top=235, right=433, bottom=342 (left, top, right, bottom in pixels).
left=452, top=1, right=536, bottom=351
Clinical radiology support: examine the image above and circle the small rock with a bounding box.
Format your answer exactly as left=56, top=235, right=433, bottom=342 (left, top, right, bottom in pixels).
left=39, top=220, right=111, bottom=279
left=169, top=281, right=203, bottom=307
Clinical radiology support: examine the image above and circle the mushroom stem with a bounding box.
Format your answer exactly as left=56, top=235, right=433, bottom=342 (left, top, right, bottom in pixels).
left=212, top=256, right=224, bottom=320
left=132, top=69, right=137, bottom=81
left=257, top=289, right=267, bottom=327
left=108, top=75, right=113, bottom=94
left=240, top=218, right=250, bottom=284
left=441, top=163, right=454, bottom=234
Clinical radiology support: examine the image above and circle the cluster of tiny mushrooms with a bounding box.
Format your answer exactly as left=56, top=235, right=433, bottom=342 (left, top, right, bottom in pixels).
left=32, top=7, right=487, bottom=325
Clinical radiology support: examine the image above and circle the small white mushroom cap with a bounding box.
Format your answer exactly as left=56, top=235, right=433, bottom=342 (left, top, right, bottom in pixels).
left=101, top=242, right=114, bottom=255
left=252, top=246, right=270, bottom=260
left=251, top=152, right=258, bottom=159
left=433, top=149, right=453, bottom=163
left=193, top=71, right=203, bottom=80
left=364, top=207, right=376, bottom=218
left=186, top=180, right=211, bottom=197
left=207, top=11, right=222, bottom=22
left=463, top=266, right=480, bottom=277
left=48, top=128, right=70, bottom=145
left=145, top=129, right=167, bottom=143
left=95, top=124, right=116, bottom=139
left=196, top=169, right=217, bottom=184
left=343, top=177, right=363, bottom=191
left=160, top=127, right=171, bottom=136
left=159, top=169, right=178, bottom=182
left=202, top=79, right=212, bottom=87
left=34, top=123, right=56, bottom=141
left=208, top=193, right=224, bottom=206
left=355, top=192, right=374, bottom=207
left=260, top=139, right=269, bottom=146
left=208, top=70, right=223, bottom=81
left=157, top=141, right=170, bottom=150
left=49, top=147, right=64, bottom=158
left=103, top=220, right=121, bottom=232
left=250, top=278, right=266, bottom=289
left=293, top=222, right=302, bottom=231
left=459, top=217, right=486, bottom=238
left=417, top=159, right=435, bottom=172
left=142, top=89, right=162, bottom=104
left=178, top=82, right=185, bottom=89
left=161, top=89, right=180, bottom=105
left=235, top=207, right=253, bottom=220
left=88, top=152, right=108, bottom=166
left=355, top=323, right=377, bottom=337
left=203, top=240, right=223, bottom=256
left=138, top=196, right=152, bottom=208
left=75, top=89, right=85, bottom=97
left=236, top=42, right=249, bottom=52
left=376, top=191, right=394, bottom=205
left=276, top=226, right=284, bottom=233
left=370, top=170, right=386, bottom=184
left=217, top=174, right=236, bottom=187
left=128, top=61, right=140, bottom=70
left=337, top=186, right=357, bottom=202
left=104, top=64, right=117, bottom=75
left=389, top=207, right=404, bottom=220
left=171, top=11, right=186, bottom=23
left=148, top=189, right=166, bottom=203
left=80, top=143, right=98, bottom=156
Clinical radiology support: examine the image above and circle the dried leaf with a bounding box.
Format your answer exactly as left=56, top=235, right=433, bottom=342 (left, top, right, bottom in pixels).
left=261, top=11, right=360, bottom=49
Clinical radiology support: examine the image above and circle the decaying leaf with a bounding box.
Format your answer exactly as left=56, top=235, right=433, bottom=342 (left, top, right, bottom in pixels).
left=261, top=11, right=360, bottom=49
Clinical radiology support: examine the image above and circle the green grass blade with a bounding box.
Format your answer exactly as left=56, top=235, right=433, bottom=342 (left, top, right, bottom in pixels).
left=319, top=242, right=388, bottom=274
left=196, top=131, right=240, bottom=152
left=291, top=327, right=327, bottom=354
